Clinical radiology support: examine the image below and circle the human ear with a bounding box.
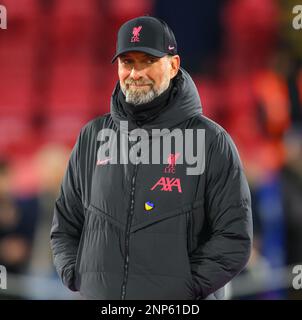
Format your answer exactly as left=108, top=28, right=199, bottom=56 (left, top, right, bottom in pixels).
left=169, top=55, right=180, bottom=79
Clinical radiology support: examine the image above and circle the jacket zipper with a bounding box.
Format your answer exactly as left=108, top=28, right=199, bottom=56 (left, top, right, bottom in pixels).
left=120, top=136, right=140, bottom=300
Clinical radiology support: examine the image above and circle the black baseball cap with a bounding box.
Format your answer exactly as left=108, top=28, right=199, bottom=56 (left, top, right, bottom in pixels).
left=111, top=16, right=177, bottom=63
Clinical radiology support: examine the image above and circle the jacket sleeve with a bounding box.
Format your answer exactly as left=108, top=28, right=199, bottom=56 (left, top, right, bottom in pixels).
left=50, top=132, right=84, bottom=291
left=191, top=130, right=253, bottom=299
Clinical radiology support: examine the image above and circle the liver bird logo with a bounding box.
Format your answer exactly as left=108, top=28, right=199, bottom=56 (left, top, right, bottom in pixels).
left=131, top=26, right=142, bottom=42
left=164, top=153, right=181, bottom=174
left=167, top=153, right=180, bottom=166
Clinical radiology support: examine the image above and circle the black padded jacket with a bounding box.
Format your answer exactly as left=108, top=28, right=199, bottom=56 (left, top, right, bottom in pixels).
left=50, top=68, right=253, bottom=300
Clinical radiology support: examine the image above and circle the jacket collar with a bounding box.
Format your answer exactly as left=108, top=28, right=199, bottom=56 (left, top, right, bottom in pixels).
left=110, top=67, right=202, bottom=134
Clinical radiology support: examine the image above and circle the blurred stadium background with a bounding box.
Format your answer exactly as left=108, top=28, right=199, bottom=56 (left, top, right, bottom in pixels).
left=0, top=0, right=302, bottom=300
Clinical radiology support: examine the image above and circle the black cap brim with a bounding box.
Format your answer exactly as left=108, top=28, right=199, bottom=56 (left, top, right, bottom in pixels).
left=111, top=47, right=167, bottom=63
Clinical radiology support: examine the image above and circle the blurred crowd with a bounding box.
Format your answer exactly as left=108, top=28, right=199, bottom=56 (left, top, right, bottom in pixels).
left=0, top=0, right=301, bottom=299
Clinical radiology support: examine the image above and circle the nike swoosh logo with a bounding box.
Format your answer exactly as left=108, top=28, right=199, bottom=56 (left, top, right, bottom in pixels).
left=168, top=45, right=175, bottom=50
left=96, top=158, right=111, bottom=166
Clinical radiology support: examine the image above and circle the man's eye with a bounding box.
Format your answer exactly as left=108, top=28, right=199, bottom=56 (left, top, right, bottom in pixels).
left=121, top=59, right=132, bottom=65
left=146, top=59, right=155, bottom=64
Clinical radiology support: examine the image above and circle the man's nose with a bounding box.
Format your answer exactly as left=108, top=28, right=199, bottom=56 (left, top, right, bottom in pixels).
left=129, top=67, right=143, bottom=80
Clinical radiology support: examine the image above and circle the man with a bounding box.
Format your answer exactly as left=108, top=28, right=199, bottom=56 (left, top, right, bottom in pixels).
left=50, top=16, right=253, bottom=300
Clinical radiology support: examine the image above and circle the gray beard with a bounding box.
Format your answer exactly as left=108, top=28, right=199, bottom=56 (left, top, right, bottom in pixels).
left=121, top=81, right=170, bottom=106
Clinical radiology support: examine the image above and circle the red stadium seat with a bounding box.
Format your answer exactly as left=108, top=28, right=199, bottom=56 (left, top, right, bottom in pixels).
left=1, top=0, right=39, bottom=19
left=42, top=56, right=94, bottom=145
left=47, top=58, right=93, bottom=115
left=1, top=0, right=39, bottom=36
left=42, top=113, right=92, bottom=147
left=52, top=0, right=96, bottom=57
left=53, top=0, right=95, bottom=19
left=0, top=117, right=34, bottom=158
left=107, top=0, right=152, bottom=18
left=0, top=34, right=36, bottom=118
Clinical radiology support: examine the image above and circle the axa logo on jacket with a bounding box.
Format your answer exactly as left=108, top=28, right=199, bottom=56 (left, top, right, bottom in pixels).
left=151, top=177, right=182, bottom=193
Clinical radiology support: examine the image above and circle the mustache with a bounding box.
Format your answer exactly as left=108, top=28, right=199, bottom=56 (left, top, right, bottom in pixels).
left=125, top=78, right=154, bottom=86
